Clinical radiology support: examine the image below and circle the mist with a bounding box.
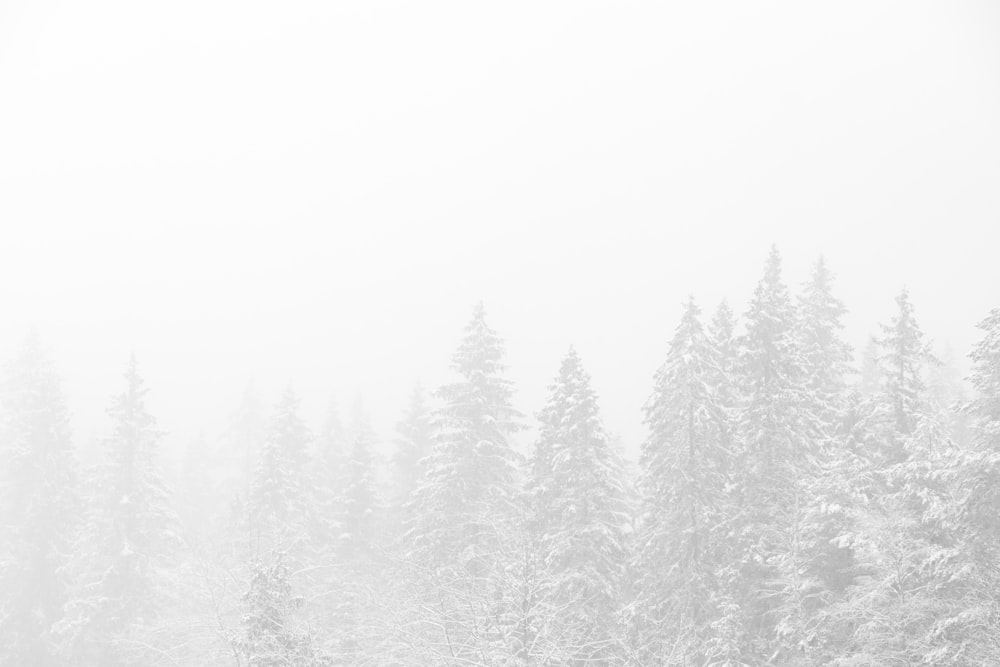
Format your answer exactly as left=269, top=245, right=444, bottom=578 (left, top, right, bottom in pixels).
left=1, top=1, right=999, bottom=665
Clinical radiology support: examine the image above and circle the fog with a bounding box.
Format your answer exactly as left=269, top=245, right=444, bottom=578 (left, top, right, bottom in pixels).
left=1, top=0, right=998, bottom=453
left=2, top=2, right=1000, bottom=665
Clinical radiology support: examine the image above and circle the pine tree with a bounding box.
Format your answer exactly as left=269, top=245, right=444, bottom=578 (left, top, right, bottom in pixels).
left=737, top=246, right=816, bottom=491
left=220, top=384, right=268, bottom=546
left=55, top=356, right=182, bottom=666
left=310, top=396, right=347, bottom=552
left=731, top=245, right=818, bottom=662
left=798, top=256, right=854, bottom=437
left=530, top=347, right=630, bottom=663
left=0, top=335, right=79, bottom=666
left=340, top=401, right=381, bottom=555
left=391, top=383, right=433, bottom=512
left=871, top=288, right=938, bottom=464
left=234, top=552, right=330, bottom=666
left=251, top=387, right=312, bottom=554
left=634, top=297, right=732, bottom=664
left=825, top=293, right=956, bottom=664
left=399, top=303, right=524, bottom=664
left=405, top=302, right=523, bottom=561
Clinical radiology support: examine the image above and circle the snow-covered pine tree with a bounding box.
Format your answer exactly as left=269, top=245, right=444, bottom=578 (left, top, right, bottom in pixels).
left=234, top=552, right=331, bottom=666
left=398, top=303, right=524, bottom=664
left=0, top=335, right=79, bottom=666
left=529, top=347, right=629, bottom=663
left=797, top=256, right=854, bottom=439
left=251, top=387, right=312, bottom=555
left=824, top=293, right=960, bottom=665
left=55, top=355, right=182, bottom=666
left=764, top=258, right=857, bottom=660
left=884, top=310, right=1000, bottom=665
left=634, top=297, right=732, bottom=664
left=309, top=396, right=347, bottom=552
left=731, top=245, right=819, bottom=663
left=340, top=400, right=381, bottom=555
left=737, top=246, right=817, bottom=493
left=405, top=302, right=523, bottom=562
left=871, top=288, right=938, bottom=465
left=220, top=384, right=268, bottom=547
left=391, top=383, right=433, bottom=514
left=708, top=299, right=740, bottom=478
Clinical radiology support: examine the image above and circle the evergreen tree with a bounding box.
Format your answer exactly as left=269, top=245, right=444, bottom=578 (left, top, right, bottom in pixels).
left=871, top=288, right=938, bottom=464
left=731, top=245, right=818, bottom=662
left=310, top=396, right=347, bottom=551
left=530, top=347, right=630, bottom=662
left=340, top=400, right=381, bottom=555
left=234, top=552, right=330, bottom=666
left=251, top=388, right=312, bottom=554
left=399, top=303, right=524, bottom=664
left=220, top=384, right=268, bottom=546
left=391, top=383, right=433, bottom=512
left=55, top=356, right=181, bottom=666
left=405, top=302, right=523, bottom=560
left=634, top=297, right=732, bottom=664
left=0, top=335, right=78, bottom=666
left=797, top=256, right=854, bottom=437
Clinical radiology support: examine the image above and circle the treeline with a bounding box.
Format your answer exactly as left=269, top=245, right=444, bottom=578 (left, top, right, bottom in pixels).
left=1, top=245, right=999, bottom=666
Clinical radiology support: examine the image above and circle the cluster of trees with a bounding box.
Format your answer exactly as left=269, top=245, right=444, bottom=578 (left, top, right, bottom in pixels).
left=1, top=245, right=999, bottom=666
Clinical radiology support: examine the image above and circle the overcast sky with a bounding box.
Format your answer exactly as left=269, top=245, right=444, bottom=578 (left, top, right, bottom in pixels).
left=1, top=0, right=998, bottom=457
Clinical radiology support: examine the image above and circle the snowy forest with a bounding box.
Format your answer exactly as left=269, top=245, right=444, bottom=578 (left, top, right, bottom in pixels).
left=1, top=245, right=998, bottom=666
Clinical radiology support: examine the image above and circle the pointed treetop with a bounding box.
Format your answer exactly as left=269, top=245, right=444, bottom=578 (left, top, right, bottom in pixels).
left=452, top=302, right=505, bottom=376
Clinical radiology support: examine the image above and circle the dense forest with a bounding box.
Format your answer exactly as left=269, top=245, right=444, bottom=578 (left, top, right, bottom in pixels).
left=1, top=245, right=998, bottom=666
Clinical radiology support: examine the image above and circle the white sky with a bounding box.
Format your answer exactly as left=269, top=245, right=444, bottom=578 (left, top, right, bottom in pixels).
left=1, top=0, right=998, bottom=457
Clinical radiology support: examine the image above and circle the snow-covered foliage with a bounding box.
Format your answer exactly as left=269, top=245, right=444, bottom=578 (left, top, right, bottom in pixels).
left=1, top=251, right=997, bottom=666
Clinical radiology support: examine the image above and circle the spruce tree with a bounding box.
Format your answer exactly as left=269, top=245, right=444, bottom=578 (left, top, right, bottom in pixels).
left=55, top=356, right=181, bottom=666
left=391, top=383, right=433, bottom=512
left=399, top=303, right=523, bottom=664
left=310, top=396, right=347, bottom=552
left=405, top=302, right=523, bottom=560
left=798, top=256, right=854, bottom=437
left=872, top=288, right=938, bottom=464
left=731, top=246, right=817, bottom=662
left=635, top=297, right=732, bottom=663
left=251, top=388, right=312, bottom=554
left=340, top=401, right=381, bottom=555
left=531, top=347, right=630, bottom=663
left=0, top=335, right=78, bottom=666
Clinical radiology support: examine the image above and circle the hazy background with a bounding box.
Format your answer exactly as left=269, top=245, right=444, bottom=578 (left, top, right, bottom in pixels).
left=0, top=0, right=998, bottom=456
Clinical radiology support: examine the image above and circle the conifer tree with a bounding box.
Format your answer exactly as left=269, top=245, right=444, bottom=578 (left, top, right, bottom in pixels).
left=731, top=246, right=818, bottom=662
left=737, top=246, right=816, bottom=490
left=251, top=388, right=312, bottom=553
left=391, top=383, right=433, bottom=512
left=55, top=356, right=181, bottom=666
left=530, top=347, right=630, bottom=662
left=0, top=335, right=78, bottom=666
left=310, top=396, right=347, bottom=551
left=399, top=303, right=523, bottom=664
left=634, top=297, right=732, bottom=663
left=798, top=256, right=854, bottom=437
left=872, top=288, right=938, bottom=463
left=220, top=384, right=268, bottom=547
left=234, top=553, right=330, bottom=666
left=340, top=401, right=381, bottom=555
left=405, top=302, right=523, bottom=560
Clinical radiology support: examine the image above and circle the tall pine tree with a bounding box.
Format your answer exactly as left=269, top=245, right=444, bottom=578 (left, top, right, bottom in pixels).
left=0, top=335, right=79, bottom=666
left=405, top=302, right=523, bottom=561
left=530, top=347, right=630, bottom=663
left=251, top=388, right=312, bottom=555
left=55, top=356, right=181, bottom=666
left=635, top=297, right=733, bottom=664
